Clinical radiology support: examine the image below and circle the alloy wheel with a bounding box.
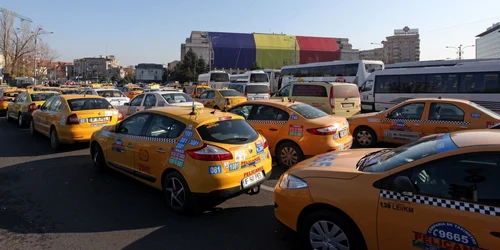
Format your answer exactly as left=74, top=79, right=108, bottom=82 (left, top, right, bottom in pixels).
left=165, top=177, right=185, bottom=209
left=356, top=130, right=372, bottom=146
left=280, top=147, right=298, bottom=167
left=309, top=220, right=350, bottom=250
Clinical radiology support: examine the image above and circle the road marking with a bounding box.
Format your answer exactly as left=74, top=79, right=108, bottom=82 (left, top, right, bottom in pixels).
left=261, top=185, right=275, bottom=192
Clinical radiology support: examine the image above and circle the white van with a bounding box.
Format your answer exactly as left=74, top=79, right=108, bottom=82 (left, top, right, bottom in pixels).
left=227, top=82, right=270, bottom=100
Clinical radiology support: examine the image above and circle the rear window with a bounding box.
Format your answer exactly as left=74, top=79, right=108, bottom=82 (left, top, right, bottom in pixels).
left=219, top=90, right=242, bottom=97
left=333, top=85, right=359, bottom=99
left=250, top=73, right=268, bottom=83
left=245, top=85, right=269, bottom=94
left=197, top=88, right=208, bottom=94
left=96, top=90, right=124, bottom=97
left=197, top=119, right=259, bottom=145
left=3, top=92, right=20, bottom=98
left=292, top=85, right=327, bottom=97
left=30, top=93, right=58, bottom=101
left=61, top=89, right=80, bottom=94
left=67, top=98, right=112, bottom=111
left=161, top=93, right=194, bottom=103
left=210, top=73, right=229, bottom=82
left=130, top=87, right=142, bottom=91
left=289, top=104, right=328, bottom=119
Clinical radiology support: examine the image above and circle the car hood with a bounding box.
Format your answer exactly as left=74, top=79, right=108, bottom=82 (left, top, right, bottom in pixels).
left=289, top=148, right=385, bottom=179
left=350, top=112, right=380, bottom=119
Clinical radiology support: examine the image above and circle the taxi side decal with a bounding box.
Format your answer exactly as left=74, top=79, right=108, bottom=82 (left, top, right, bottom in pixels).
left=380, top=190, right=500, bottom=217
left=110, top=133, right=177, bottom=143
left=247, top=120, right=287, bottom=125
left=382, top=118, right=471, bottom=125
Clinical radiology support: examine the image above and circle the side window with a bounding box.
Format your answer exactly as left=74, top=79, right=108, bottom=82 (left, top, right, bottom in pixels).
left=428, top=74, right=459, bottom=93
left=41, top=96, right=55, bottom=110
left=374, top=75, right=400, bottom=93
left=130, top=94, right=144, bottom=106
left=117, top=113, right=151, bottom=136
left=345, top=64, right=359, bottom=77
left=16, top=93, right=26, bottom=102
left=390, top=102, right=425, bottom=120
left=361, top=80, right=373, bottom=92
left=145, top=115, right=186, bottom=138
left=86, top=91, right=93, bottom=95
left=206, top=91, right=216, bottom=99
left=428, top=103, right=465, bottom=121
left=144, top=94, right=157, bottom=107
left=229, top=105, right=253, bottom=119
left=292, top=84, right=327, bottom=97
left=198, top=92, right=208, bottom=99
left=384, top=152, right=500, bottom=207
left=49, top=98, right=62, bottom=111
left=278, top=85, right=291, bottom=97
left=252, top=105, right=289, bottom=121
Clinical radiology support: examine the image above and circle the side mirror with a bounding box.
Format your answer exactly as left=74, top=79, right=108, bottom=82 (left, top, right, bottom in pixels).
left=392, top=176, right=415, bottom=197
left=124, top=103, right=129, bottom=106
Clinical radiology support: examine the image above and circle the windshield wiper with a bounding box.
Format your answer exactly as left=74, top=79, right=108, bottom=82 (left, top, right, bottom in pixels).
left=356, top=149, right=392, bottom=170
left=220, top=137, right=249, bottom=142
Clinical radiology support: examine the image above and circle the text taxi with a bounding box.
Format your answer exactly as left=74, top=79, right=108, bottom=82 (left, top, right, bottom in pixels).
left=349, top=97, right=500, bottom=147
left=274, top=130, right=500, bottom=249
left=228, top=98, right=353, bottom=168
left=90, top=106, right=273, bottom=214
left=31, top=95, right=123, bottom=149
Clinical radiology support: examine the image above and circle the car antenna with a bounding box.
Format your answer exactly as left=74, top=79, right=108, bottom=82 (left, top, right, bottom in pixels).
left=210, top=107, right=217, bottom=114
left=189, top=101, right=197, bottom=115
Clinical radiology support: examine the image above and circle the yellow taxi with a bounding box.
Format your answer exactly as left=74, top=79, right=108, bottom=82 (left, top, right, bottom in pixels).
left=60, top=88, right=81, bottom=95
left=228, top=98, right=353, bottom=168
left=89, top=106, right=272, bottom=214
left=121, top=85, right=143, bottom=99
left=349, top=97, right=500, bottom=147
left=196, top=89, right=247, bottom=110
left=185, top=84, right=211, bottom=98
left=31, top=95, right=123, bottom=149
left=0, top=88, right=22, bottom=116
left=7, top=91, right=60, bottom=128
left=90, top=83, right=102, bottom=89
left=274, top=130, right=500, bottom=250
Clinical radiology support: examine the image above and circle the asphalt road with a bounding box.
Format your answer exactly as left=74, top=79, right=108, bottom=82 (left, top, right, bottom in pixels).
left=0, top=117, right=298, bottom=250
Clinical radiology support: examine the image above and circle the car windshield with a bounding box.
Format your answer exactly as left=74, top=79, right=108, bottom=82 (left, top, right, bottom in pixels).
left=249, top=73, right=268, bottom=83
left=161, top=93, right=194, bottom=103
left=334, top=85, right=359, bottom=99
left=289, top=104, right=328, bottom=119
left=197, top=119, right=259, bottom=145
left=96, top=90, right=124, bottom=97
left=219, top=90, right=242, bottom=97
left=67, top=98, right=112, bottom=111
left=3, top=92, right=20, bottom=98
left=469, top=102, right=500, bottom=120
left=30, top=93, right=58, bottom=101
left=359, top=133, right=458, bottom=172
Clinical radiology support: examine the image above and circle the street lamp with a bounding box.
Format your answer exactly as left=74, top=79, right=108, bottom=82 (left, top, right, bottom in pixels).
left=446, top=44, right=474, bottom=60
left=32, top=28, right=54, bottom=85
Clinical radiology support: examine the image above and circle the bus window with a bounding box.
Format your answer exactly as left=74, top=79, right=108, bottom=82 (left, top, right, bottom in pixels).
left=375, top=75, right=399, bottom=93
left=459, top=73, right=500, bottom=93
left=250, top=74, right=268, bottom=83
left=345, top=64, right=358, bottom=77
left=318, top=66, right=332, bottom=76
left=365, top=64, right=384, bottom=73
left=428, top=74, right=458, bottom=93
left=331, top=65, right=346, bottom=77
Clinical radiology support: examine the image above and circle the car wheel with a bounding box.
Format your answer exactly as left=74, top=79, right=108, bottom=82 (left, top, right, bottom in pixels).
left=163, top=171, right=195, bottom=214
left=6, top=109, right=12, bottom=122
left=299, top=210, right=367, bottom=250
left=50, top=128, right=60, bottom=150
left=91, top=143, right=107, bottom=172
left=30, top=119, right=38, bottom=136
left=277, top=141, right=304, bottom=168
left=353, top=126, right=377, bottom=147
left=18, top=113, right=25, bottom=128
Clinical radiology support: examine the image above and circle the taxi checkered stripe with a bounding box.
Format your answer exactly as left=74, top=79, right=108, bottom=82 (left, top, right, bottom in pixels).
left=247, top=120, right=287, bottom=125
left=381, top=119, right=470, bottom=125
left=117, top=134, right=177, bottom=143
left=380, top=190, right=500, bottom=216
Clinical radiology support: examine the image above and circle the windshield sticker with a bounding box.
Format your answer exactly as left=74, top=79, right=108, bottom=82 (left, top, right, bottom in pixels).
left=206, top=122, right=219, bottom=129
left=208, top=165, right=222, bottom=175
left=435, top=133, right=458, bottom=153
left=241, top=156, right=261, bottom=169
left=291, top=114, right=299, bottom=120
left=368, top=118, right=380, bottom=123
left=486, top=121, right=499, bottom=128
left=168, top=148, right=185, bottom=167
left=413, top=222, right=484, bottom=250
left=379, top=201, right=413, bottom=213
left=255, top=141, right=264, bottom=154
left=188, top=139, right=200, bottom=147
left=111, top=138, right=126, bottom=153
left=288, top=125, right=303, bottom=137
left=470, top=113, right=481, bottom=118
left=183, top=129, right=194, bottom=137
left=175, top=137, right=189, bottom=150
left=188, top=124, right=193, bottom=129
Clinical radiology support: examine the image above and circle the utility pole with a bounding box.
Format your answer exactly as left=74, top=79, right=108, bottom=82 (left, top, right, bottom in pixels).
left=33, top=28, right=54, bottom=85
left=446, top=44, right=474, bottom=60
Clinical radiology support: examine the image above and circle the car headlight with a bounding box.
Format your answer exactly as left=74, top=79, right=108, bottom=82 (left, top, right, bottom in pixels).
left=279, top=173, right=308, bottom=189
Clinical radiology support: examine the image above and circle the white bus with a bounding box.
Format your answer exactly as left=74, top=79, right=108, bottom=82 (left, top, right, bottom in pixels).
left=197, top=71, right=230, bottom=89
left=359, top=60, right=500, bottom=112
left=263, top=69, right=281, bottom=94
left=279, top=60, right=384, bottom=88
left=230, top=70, right=270, bottom=85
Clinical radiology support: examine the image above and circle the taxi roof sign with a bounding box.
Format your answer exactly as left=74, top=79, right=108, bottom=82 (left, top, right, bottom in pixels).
left=282, top=97, right=289, bottom=102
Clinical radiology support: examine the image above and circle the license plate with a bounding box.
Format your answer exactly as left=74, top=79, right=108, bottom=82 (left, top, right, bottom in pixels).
left=253, top=97, right=264, bottom=100
left=242, top=171, right=264, bottom=188
left=342, top=103, right=354, bottom=108
left=340, top=129, right=348, bottom=138
left=88, top=117, right=110, bottom=123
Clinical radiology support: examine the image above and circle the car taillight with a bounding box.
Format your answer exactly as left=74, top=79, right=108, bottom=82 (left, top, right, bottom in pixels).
left=307, top=125, right=337, bottom=135
left=118, top=111, right=124, bottom=121
left=66, top=114, right=79, bottom=125
left=186, top=144, right=233, bottom=161
left=226, top=98, right=230, bottom=106
left=262, top=136, right=268, bottom=149
left=329, top=86, right=335, bottom=109
left=0, top=98, right=5, bottom=102
left=28, top=103, right=37, bottom=111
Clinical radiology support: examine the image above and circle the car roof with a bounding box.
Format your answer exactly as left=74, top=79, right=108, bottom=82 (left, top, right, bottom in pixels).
left=404, top=98, right=471, bottom=104
left=451, top=130, right=500, bottom=148
left=60, top=94, right=104, bottom=100
left=93, top=88, right=119, bottom=91
left=237, top=98, right=303, bottom=108
left=31, top=91, right=60, bottom=94
left=145, top=107, right=243, bottom=126
left=147, top=91, right=184, bottom=94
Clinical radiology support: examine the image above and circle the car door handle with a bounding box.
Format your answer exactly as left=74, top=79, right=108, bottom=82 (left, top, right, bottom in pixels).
left=157, top=149, right=166, bottom=153
left=459, top=126, right=468, bottom=129
left=269, top=128, right=278, bottom=131
left=413, top=124, right=420, bottom=127
left=127, top=143, right=134, bottom=148
left=490, top=232, right=500, bottom=238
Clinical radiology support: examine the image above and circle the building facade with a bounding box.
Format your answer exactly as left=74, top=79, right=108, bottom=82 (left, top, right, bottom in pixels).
left=382, top=27, right=420, bottom=64
left=476, top=22, right=500, bottom=59
left=181, top=31, right=356, bottom=71
left=135, top=63, right=164, bottom=83
left=359, top=48, right=385, bottom=62
left=74, top=55, right=121, bottom=81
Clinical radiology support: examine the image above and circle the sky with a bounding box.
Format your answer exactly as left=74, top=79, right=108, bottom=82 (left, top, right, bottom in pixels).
left=4, top=0, right=500, bottom=66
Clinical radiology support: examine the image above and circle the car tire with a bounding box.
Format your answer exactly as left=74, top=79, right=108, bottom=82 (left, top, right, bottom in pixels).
left=30, top=119, right=38, bottom=136
left=6, top=109, right=12, bottom=122
left=298, top=209, right=367, bottom=250
left=91, top=143, right=107, bottom=172
left=163, top=171, right=196, bottom=215
left=50, top=127, right=61, bottom=150
left=18, top=113, right=26, bottom=128
left=276, top=141, right=304, bottom=168
left=353, top=126, right=377, bottom=148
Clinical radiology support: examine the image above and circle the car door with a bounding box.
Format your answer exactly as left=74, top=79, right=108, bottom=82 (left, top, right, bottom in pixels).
left=380, top=102, right=426, bottom=144
left=143, top=94, right=157, bottom=110
left=106, top=113, right=152, bottom=173
left=7, top=93, right=22, bottom=118
left=247, top=105, right=289, bottom=153
left=197, top=91, right=210, bottom=107
left=134, top=114, right=186, bottom=182
left=422, top=102, right=470, bottom=135
left=360, top=79, right=375, bottom=112
left=376, top=151, right=500, bottom=250
left=203, top=91, right=216, bottom=108
left=34, top=96, right=55, bottom=135
left=128, top=94, right=145, bottom=115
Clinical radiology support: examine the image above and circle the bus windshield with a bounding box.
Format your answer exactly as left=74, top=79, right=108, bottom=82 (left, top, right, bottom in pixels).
left=210, top=73, right=229, bottom=82
left=250, top=74, right=269, bottom=83
left=365, top=64, right=384, bottom=73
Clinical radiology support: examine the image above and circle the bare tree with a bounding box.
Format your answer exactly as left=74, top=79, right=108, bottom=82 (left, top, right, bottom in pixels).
left=35, top=41, right=59, bottom=79
left=0, top=10, right=15, bottom=74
